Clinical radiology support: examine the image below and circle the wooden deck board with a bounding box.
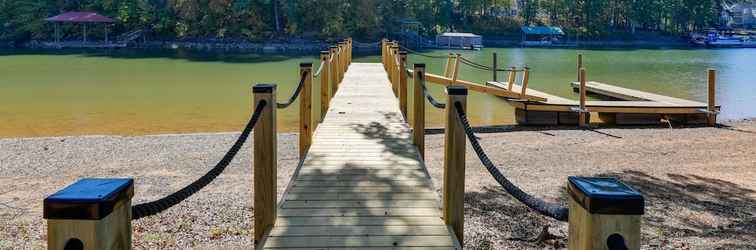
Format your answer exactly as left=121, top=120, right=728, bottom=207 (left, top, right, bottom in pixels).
left=260, top=63, right=456, bottom=249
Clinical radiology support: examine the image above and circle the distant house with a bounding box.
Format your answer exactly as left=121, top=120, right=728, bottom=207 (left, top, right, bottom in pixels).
left=435, top=32, right=483, bottom=49
left=723, top=3, right=756, bottom=28
left=520, top=26, right=565, bottom=46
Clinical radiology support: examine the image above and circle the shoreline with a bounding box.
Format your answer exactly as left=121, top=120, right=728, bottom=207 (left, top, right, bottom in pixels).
left=2, top=120, right=755, bottom=249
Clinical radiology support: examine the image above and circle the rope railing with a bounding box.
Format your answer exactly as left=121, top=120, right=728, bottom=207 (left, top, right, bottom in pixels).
left=131, top=100, right=268, bottom=220
left=453, top=101, right=569, bottom=221
left=276, top=71, right=309, bottom=109
left=313, top=58, right=326, bottom=77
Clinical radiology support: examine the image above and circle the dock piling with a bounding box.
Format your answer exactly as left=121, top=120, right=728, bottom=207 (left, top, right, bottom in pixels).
left=443, top=85, right=467, bottom=244
left=299, top=63, right=313, bottom=159
left=399, top=51, right=408, bottom=118
left=413, top=64, right=426, bottom=159
left=492, top=52, right=498, bottom=82
left=579, top=68, right=587, bottom=127
left=253, top=83, right=277, bottom=243
left=577, top=54, right=583, bottom=82
left=708, top=69, right=717, bottom=126
left=320, top=51, right=330, bottom=122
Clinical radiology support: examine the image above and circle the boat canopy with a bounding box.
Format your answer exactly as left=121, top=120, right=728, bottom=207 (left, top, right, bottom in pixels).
left=521, top=26, right=565, bottom=36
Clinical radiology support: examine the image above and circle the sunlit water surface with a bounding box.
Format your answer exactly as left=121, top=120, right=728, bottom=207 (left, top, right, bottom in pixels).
left=1, top=48, right=754, bottom=137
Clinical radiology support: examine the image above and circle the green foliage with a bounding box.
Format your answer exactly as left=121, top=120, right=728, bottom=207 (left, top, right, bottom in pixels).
left=0, top=0, right=729, bottom=43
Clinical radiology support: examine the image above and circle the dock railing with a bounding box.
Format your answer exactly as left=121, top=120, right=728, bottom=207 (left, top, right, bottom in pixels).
left=384, top=40, right=646, bottom=249
left=42, top=38, right=353, bottom=250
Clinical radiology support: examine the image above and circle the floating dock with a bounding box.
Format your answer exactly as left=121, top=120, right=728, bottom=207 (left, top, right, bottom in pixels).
left=488, top=80, right=719, bottom=126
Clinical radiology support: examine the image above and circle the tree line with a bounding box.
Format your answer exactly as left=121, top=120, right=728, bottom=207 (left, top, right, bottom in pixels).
left=0, top=0, right=730, bottom=44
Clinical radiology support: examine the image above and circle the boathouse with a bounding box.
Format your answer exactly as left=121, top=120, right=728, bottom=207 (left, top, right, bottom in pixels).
left=521, top=26, right=565, bottom=46
left=436, top=32, right=483, bottom=49
left=44, top=12, right=126, bottom=48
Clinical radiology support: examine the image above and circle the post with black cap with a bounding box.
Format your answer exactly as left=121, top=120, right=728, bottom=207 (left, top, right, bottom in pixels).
left=443, top=85, right=467, bottom=244
left=299, top=63, right=313, bottom=159
left=44, top=178, right=134, bottom=250
left=253, top=84, right=277, bottom=244
left=413, top=64, right=426, bottom=159
left=568, top=176, right=644, bottom=250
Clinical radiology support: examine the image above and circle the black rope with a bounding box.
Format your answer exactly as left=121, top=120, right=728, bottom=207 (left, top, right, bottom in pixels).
left=397, top=44, right=449, bottom=59
left=131, top=100, right=268, bottom=220
left=405, top=68, right=446, bottom=109
left=313, top=60, right=326, bottom=77
left=276, top=71, right=308, bottom=109
left=459, top=57, right=520, bottom=72
left=454, top=101, right=568, bottom=221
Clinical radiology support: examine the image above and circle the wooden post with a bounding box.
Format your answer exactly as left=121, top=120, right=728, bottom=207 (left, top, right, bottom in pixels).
left=443, top=54, right=453, bottom=77
left=413, top=64, right=426, bottom=159
left=507, top=67, right=516, bottom=91
left=577, top=54, right=583, bottom=82
left=44, top=178, right=134, bottom=250
left=443, top=85, right=467, bottom=244
left=253, top=83, right=277, bottom=243
left=399, top=51, right=409, bottom=118
left=451, top=54, right=461, bottom=84
left=492, top=52, right=498, bottom=82
left=568, top=176, right=644, bottom=250
left=340, top=42, right=347, bottom=75
left=381, top=39, right=388, bottom=70
left=520, top=67, right=530, bottom=96
left=320, top=51, right=330, bottom=122
left=333, top=45, right=341, bottom=86
left=707, top=69, right=717, bottom=126
left=330, top=46, right=338, bottom=95
left=579, top=68, right=587, bottom=127
left=299, top=63, right=313, bottom=159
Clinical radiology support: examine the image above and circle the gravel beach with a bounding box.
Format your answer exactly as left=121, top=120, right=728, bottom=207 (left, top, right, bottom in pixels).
left=1, top=121, right=755, bottom=249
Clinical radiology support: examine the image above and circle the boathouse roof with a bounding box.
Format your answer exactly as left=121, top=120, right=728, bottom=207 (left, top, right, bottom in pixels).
left=521, top=26, right=565, bottom=36
left=45, top=12, right=115, bottom=23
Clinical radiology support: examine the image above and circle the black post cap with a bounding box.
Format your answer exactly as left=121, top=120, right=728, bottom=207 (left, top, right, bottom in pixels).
left=414, top=63, right=426, bottom=68
left=300, top=62, right=313, bottom=67
left=330, top=45, right=338, bottom=49
left=320, top=51, right=329, bottom=55
left=568, top=176, right=644, bottom=215
left=44, top=178, right=134, bottom=220
left=447, top=85, right=468, bottom=95
left=253, top=83, right=276, bottom=93
left=399, top=51, right=408, bottom=55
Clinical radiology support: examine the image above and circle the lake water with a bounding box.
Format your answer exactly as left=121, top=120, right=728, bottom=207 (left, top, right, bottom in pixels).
left=1, top=48, right=755, bottom=138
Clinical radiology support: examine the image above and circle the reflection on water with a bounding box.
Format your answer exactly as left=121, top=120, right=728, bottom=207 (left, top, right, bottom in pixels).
left=1, top=48, right=755, bottom=138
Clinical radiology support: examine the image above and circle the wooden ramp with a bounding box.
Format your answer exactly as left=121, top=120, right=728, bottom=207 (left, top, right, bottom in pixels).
left=259, top=63, right=459, bottom=249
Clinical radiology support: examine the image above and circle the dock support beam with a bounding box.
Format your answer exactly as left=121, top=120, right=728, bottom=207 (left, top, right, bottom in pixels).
left=413, top=64, right=426, bottom=159
left=320, top=51, right=330, bottom=122
left=708, top=69, right=717, bottom=126
left=299, top=63, right=313, bottom=159
left=399, top=51, right=408, bottom=118
left=443, top=85, right=467, bottom=244
left=577, top=54, right=583, bottom=82
left=44, top=179, right=134, bottom=250
left=253, top=84, right=277, bottom=244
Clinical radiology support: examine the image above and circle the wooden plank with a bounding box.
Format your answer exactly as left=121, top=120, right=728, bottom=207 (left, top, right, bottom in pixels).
left=278, top=208, right=441, bottom=217
left=284, top=192, right=438, bottom=201
left=275, top=216, right=446, bottom=226
left=570, top=81, right=707, bottom=106
left=263, top=235, right=456, bottom=248
left=288, top=186, right=436, bottom=194
left=282, top=200, right=439, bottom=208
left=268, top=225, right=451, bottom=237
left=424, top=72, right=546, bottom=101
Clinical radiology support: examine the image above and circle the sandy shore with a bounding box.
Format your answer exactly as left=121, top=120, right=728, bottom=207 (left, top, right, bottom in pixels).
left=1, top=121, right=755, bottom=249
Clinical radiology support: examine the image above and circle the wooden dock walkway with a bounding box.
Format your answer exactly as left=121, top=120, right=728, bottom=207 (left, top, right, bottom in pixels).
left=259, top=63, right=459, bottom=249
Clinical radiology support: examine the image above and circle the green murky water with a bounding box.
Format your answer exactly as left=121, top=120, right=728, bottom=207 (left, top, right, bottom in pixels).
left=1, top=48, right=754, bottom=137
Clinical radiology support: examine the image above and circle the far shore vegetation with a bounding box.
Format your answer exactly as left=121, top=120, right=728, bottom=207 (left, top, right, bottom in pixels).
left=1, top=0, right=727, bottom=45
